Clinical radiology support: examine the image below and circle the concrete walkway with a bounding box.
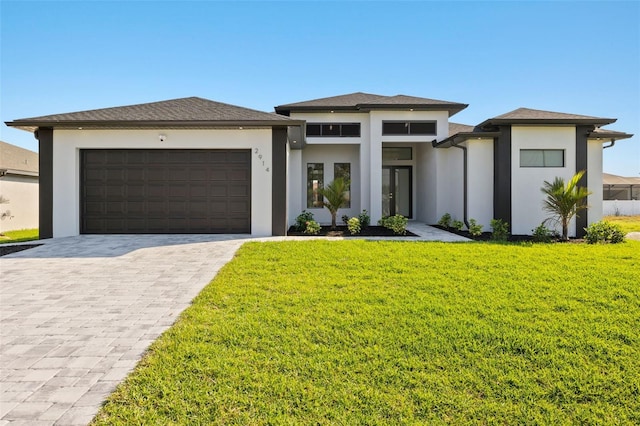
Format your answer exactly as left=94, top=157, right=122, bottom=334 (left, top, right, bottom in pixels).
left=0, top=226, right=467, bottom=425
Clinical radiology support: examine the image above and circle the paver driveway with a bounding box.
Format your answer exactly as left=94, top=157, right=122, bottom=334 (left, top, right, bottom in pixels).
left=0, top=235, right=247, bottom=425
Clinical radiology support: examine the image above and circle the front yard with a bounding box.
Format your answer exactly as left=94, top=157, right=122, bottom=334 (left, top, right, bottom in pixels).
left=94, top=240, right=640, bottom=424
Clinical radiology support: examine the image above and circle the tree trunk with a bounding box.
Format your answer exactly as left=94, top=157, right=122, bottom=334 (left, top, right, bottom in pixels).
left=562, top=218, right=569, bottom=241
left=331, top=212, right=337, bottom=230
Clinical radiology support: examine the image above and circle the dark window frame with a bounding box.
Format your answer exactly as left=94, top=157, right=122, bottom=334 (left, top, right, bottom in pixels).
left=306, top=123, right=361, bottom=138
left=382, top=121, right=437, bottom=136
left=519, top=149, right=565, bottom=168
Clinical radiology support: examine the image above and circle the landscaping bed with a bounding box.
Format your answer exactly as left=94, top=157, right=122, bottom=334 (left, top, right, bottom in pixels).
left=0, top=244, right=42, bottom=257
left=287, top=225, right=417, bottom=237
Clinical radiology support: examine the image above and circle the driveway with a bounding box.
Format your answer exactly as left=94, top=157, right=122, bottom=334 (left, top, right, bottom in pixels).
left=0, top=235, right=247, bottom=425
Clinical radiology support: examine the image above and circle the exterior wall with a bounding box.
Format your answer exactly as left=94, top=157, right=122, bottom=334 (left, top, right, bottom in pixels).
left=435, top=148, right=463, bottom=223
left=0, top=175, right=39, bottom=232
left=466, top=139, right=494, bottom=228
left=511, top=126, right=576, bottom=235
left=52, top=128, right=273, bottom=238
left=415, top=143, right=438, bottom=223
left=586, top=140, right=603, bottom=225
left=603, top=200, right=640, bottom=216
left=297, top=144, right=360, bottom=225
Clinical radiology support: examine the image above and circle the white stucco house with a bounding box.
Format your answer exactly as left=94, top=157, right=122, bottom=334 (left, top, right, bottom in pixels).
left=0, top=141, right=39, bottom=233
left=5, top=93, right=633, bottom=239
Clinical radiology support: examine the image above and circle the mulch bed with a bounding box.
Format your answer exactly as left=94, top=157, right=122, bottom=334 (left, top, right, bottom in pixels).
left=0, top=244, right=42, bottom=257
left=287, top=226, right=418, bottom=237
left=431, top=225, right=585, bottom=243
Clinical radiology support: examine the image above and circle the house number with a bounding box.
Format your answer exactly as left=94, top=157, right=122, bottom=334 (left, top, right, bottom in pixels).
left=254, top=148, right=270, bottom=172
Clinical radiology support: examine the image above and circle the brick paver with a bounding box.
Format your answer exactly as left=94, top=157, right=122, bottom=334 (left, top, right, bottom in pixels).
left=0, top=235, right=247, bottom=425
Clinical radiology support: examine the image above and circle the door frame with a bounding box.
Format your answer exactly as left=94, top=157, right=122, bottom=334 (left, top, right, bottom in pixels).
left=382, top=165, right=413, bottom=218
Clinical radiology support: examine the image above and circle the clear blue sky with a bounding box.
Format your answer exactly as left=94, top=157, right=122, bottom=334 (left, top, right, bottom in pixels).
left=2, top=1, right=638, bottom=176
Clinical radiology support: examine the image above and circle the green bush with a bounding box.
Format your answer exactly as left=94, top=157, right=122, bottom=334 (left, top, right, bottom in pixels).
left=347, top=217, right=361, bottom=235
left=295, top=210, right=314, bottom=231
left=358, top=210, right=371, bottom=228
left=341, top=214, right=350, bottom=225
left=490, top=218, right=509, bottom=241
left=379, top=215, right=408, bottom=235
left=451, top=220, right=464, bottom=231
left=532, top=223, right=554, bottom=243
left=304, top=220, right=321, bottom=235
left=438, top=213, right=452, bottom=228
left=585, top=221, right=625, bottom=244
left=468, top=219, right=483, bottom=237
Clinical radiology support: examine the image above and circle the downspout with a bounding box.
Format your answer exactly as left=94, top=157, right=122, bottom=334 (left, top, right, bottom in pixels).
left=453, top=144, right=469, bottom=229
left=603, top=139, right=615, bottom=149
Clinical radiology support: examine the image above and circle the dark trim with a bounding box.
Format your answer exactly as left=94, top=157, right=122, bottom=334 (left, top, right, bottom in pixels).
left=479, top=117, right=616, bottom=128
left=493, top=126, right=511, bottom=230
left=575, top=125, right=591, bottom=238
left=271, top=128, right=288, bottom=236
left=275, top=103, right=468, bottom=117
left=37, top=127, right=54, bottom=239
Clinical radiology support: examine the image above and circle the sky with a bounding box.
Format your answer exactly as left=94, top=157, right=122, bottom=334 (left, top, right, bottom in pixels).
left=1, top=1, right=639, bottom=176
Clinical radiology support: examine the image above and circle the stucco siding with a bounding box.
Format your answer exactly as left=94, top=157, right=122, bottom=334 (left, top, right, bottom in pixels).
left=0, top=175, right=39, bottom=232
left=511, top=126, right=576, bottom=235
left=466, top=139, right=494, bottom=228
left=435, top=148, right=463, bottom=223
left=52, top=128, right=273, bottom=237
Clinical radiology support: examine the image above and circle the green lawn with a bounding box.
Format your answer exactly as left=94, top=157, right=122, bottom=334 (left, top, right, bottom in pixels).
left=605, top=215, right=640, bottom=235
left=0, top=228, right=38, bottom=244
left=93, top=241, right=640, bottom=425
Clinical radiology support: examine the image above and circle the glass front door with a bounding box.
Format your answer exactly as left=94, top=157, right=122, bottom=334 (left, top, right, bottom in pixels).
left=382, top=166, right=412, bottom=218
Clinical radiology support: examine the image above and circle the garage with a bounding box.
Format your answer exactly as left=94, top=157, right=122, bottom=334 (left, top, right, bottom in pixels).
left=80, top=149, right=251, bottom=234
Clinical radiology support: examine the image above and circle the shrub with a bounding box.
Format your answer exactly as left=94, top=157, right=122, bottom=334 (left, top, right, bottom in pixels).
left=532, top=223, right=554, bottom=243
left=585, top=221, right=625, bottom=244
left=451, top=220, right=464, bottom=231
left=438, top=213, right=452, bottom=228
left=347, top=217, right=361, bottom=235
left=358, top=210, right=371, bottom=229
left=341, top=215, right=350, bottom=225
left=378, top=215, right=408, bottom=235
left=490, top=218, right=509, bottom=241
left=304, top=220, right=321, bottom=235
left=295, top=210, right=314, bottom=231
left=468, top=219, right=483, bottom=237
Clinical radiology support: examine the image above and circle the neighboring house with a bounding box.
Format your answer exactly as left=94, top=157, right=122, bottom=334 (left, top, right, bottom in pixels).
left=5, top=94, right=633, bottom=239
left=0, top=141, right=39, bottom=233
left=603, top=173, right=640, bottom=216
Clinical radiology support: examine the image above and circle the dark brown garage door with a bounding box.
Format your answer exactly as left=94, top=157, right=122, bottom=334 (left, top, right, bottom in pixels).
left=81, top=149, right=251, bottom=234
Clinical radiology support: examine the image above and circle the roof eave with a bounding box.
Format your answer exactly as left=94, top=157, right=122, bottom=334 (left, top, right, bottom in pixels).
left=588, top=132, right=634, bottom=141
left=0, top=168, right=39, bottom=177
left=5, top=119, right=305, bottom=132
left=433, top=131, right=500, bottom=148
left=479, top=118, right=617, bottom=128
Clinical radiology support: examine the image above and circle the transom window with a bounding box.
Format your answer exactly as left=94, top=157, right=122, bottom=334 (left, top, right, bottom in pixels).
left=382, top=147, right=412, bottom=161
left=306, top=123, right=361, bottom=137
left=520, top=149, right=565, bottom=167
left=382, top=121, right=436, bottom=136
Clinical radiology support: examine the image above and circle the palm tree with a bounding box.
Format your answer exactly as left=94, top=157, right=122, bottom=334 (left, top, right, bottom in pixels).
left=320, top=177, right=350, bottom=230
left=541, top=170, right=591, bottom=241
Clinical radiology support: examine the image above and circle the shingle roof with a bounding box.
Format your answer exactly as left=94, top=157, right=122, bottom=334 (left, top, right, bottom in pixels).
left=479, top=107, right=616, bottom=127
left=448, top=122, right=476, bottom=135
left=603, top=173, right=640, bottom=185
left=0, top=141, right=39, bottom=175
left=6, top=97, right=299, bottom=132
left=275, top=92, right=468, bottom=116
left=589, top=127, right=633, bottom=140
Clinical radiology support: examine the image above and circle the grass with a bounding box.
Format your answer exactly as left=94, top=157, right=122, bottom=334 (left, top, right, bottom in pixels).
left=604, top=215, right=640, bottom=235
left=0, top=228, right=38, bottom=244
left=93, top=241, right=640, bottom=425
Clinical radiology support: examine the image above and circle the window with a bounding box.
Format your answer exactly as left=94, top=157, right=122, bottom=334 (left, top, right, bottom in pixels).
left=307, top=163, right=324, bottom=208
left=334, top=163, right=351, bottom=208
left=306, top=123, right=360, bottom=137
left=382, top=147, right=412, bottom=161
left=382, top=121, right=436, bottom=135
left=520, top=149, right=565, bottom=167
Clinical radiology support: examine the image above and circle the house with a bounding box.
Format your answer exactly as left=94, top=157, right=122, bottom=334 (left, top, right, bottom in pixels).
left=603, top=173, right=640, bottom=216
left=5, top=93, right=633, bottom=239
left=0, top=141, right=39, bottom=233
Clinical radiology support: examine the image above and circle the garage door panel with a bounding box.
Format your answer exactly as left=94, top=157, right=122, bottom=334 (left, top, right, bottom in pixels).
left=81, top=149, right=251, bottom=234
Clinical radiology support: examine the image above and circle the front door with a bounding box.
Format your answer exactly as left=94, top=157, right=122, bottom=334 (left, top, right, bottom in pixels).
left=382, top=166, right=412, bottom=218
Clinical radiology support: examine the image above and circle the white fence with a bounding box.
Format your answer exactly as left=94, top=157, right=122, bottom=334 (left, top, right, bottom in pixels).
left=603, top=200, right=640, bottom=216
